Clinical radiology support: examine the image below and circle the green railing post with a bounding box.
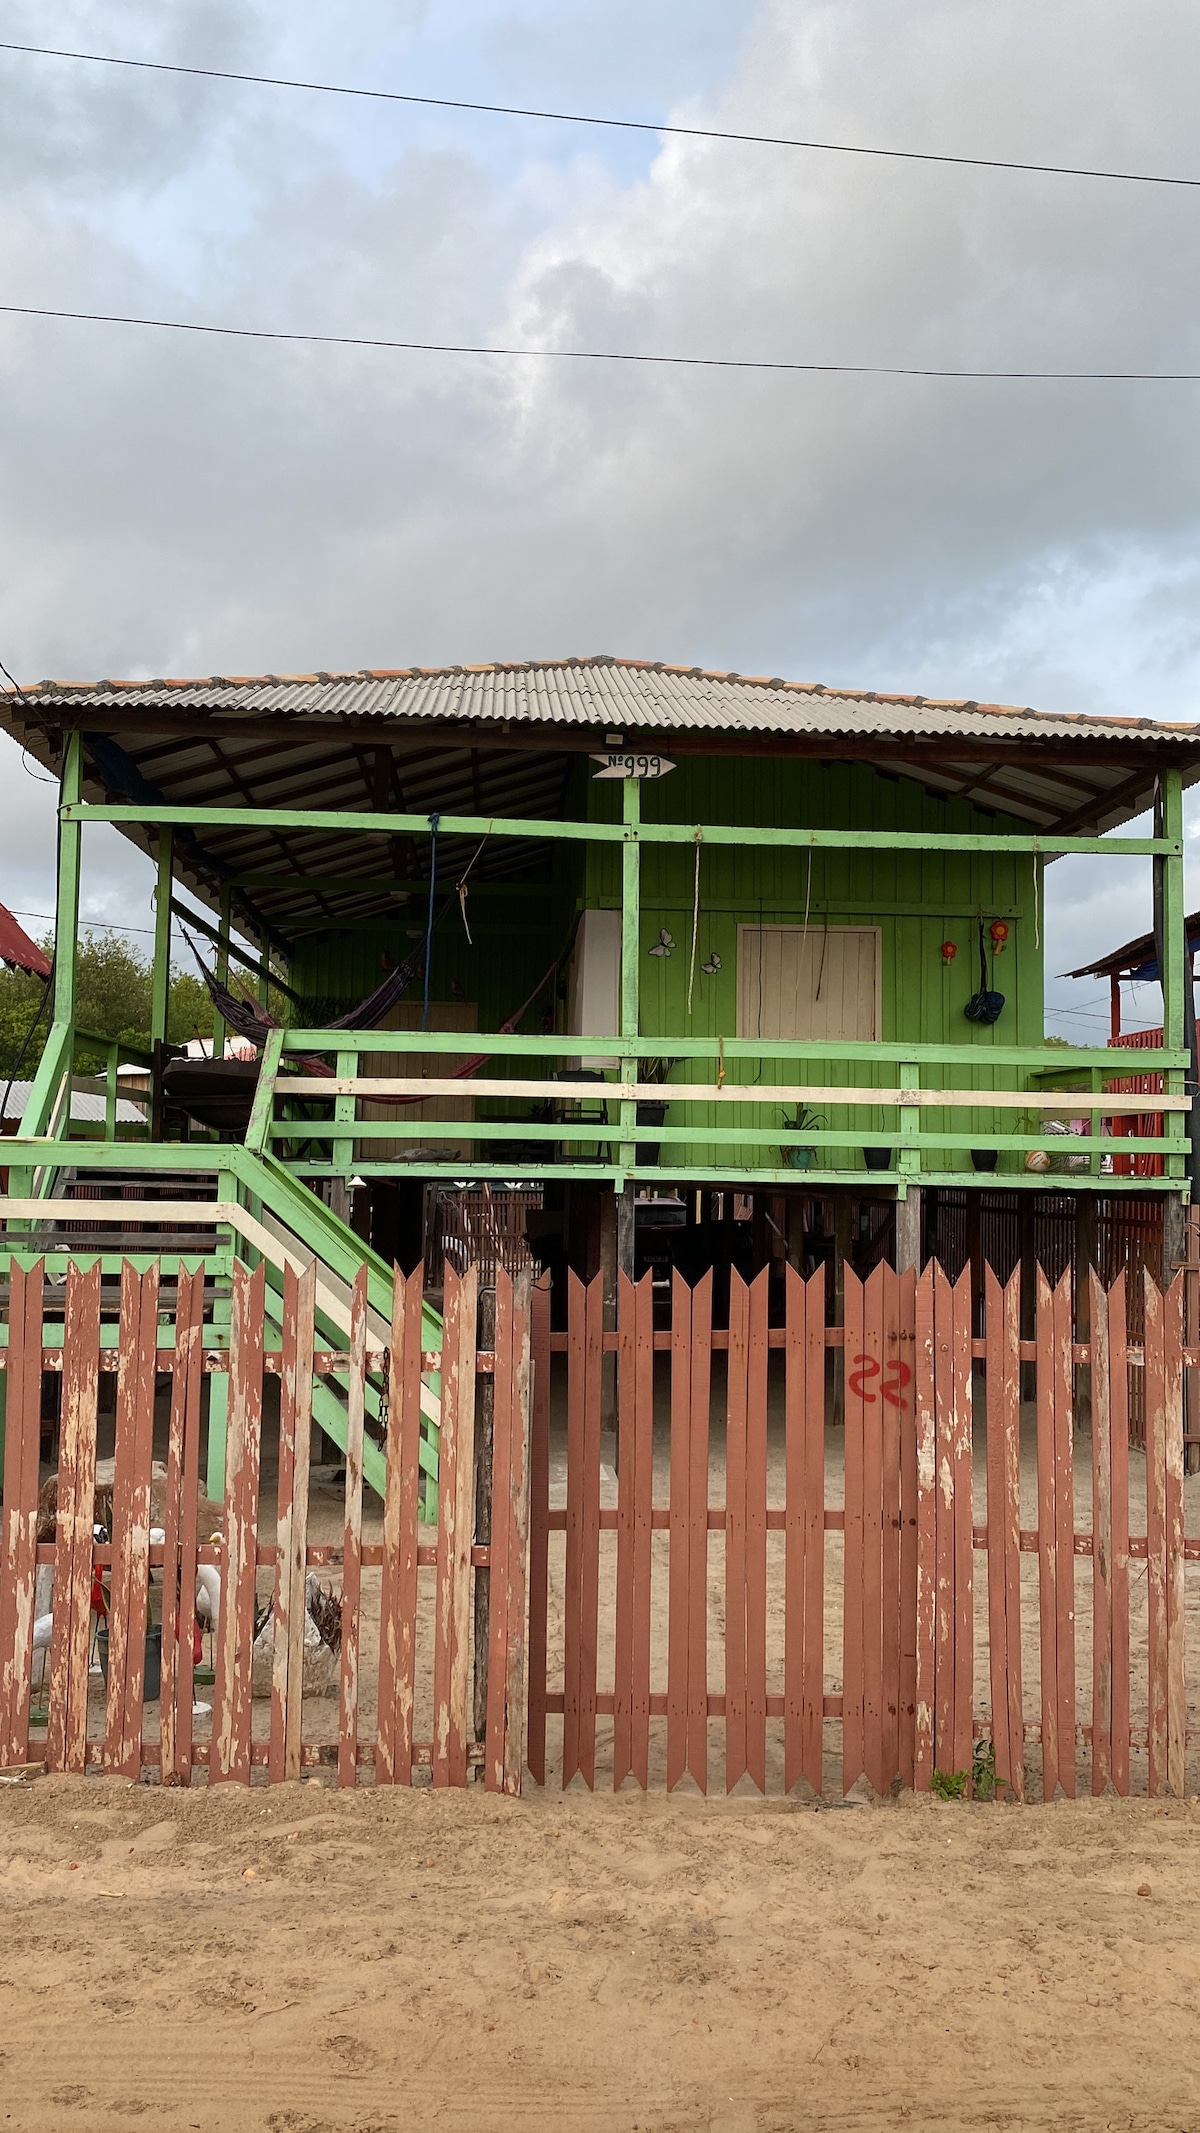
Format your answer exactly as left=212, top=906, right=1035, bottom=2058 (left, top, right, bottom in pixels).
left=1159, top=768, right=1187, bottom=1183
left=245, top=1027, right=284, bottom=1156
left=150, top=828, right=173, bottom=1050
left=105, top=1038, right=118, bottom=1143
left=211, top=882, right=232, bottom=1064
left=619, top=776, right=640, bottom=1178
left=333, top=1049, right=357, bottom=1178
left=897, top=1061, right=921, bottom=1182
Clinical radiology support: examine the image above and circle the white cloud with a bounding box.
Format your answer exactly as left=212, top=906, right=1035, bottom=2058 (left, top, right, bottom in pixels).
left=1, top=0, right=1197, bottom=1008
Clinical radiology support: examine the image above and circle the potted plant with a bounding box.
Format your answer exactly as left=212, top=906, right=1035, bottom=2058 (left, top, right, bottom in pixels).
left=781, top=1105, right=827, bottom=1169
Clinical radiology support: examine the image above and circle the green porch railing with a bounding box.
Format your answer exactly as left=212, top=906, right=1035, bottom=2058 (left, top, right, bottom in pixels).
left=243, top=1026, right=1191, bottom=1192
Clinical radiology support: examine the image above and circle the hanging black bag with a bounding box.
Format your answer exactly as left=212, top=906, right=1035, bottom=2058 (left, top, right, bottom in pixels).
left=963, top=916, right=1005, bottom=1026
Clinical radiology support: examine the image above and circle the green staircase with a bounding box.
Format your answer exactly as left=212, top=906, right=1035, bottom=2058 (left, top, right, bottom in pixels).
left=0, top=1135, right=442, bottom=1511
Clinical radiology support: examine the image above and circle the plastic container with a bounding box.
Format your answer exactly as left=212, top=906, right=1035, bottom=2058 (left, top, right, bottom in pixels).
left=96, top=1623, right=162, bottom=1702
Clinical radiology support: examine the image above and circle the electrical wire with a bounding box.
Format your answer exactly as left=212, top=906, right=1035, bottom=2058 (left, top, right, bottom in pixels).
left=3, top=301, right=1200, bottom=381
left=5, top=38, right=1200, bottom=193
left=0, top=654, right=57, bottom=781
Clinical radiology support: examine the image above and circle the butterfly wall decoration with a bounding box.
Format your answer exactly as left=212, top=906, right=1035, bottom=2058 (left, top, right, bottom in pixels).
left=701, top=951, right=722, bottom=976
left=648, top=928, right=675, bottom=958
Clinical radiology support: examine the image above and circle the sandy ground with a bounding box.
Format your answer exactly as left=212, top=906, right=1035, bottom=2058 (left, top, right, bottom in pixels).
left=4, top=1773, right=1200, bottom=2131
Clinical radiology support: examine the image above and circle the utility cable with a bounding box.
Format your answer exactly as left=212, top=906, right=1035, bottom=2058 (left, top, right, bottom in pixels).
left=3, top=302, right=1200, bottom=381
left=4, top=38, right=1200, bottom=193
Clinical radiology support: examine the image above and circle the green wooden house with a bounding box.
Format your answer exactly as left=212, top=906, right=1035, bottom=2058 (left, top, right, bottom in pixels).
left=2, top=656, right=1197, bottom=1486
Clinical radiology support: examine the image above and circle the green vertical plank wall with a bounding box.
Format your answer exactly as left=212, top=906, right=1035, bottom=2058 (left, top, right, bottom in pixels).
left=583, top=755, right=1048, bottom=1174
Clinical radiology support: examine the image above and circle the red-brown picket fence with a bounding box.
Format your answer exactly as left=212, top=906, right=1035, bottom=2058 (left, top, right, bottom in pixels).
left=528, top=1262, right=1194, bottom=1801
left=0, top=1256, right=530, bottom=1790
left=1, top=1252, right=1197, bottom=1798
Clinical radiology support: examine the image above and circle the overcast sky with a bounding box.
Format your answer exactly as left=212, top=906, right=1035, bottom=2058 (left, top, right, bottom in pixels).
left=2, top=0, right=1198, bottom=1039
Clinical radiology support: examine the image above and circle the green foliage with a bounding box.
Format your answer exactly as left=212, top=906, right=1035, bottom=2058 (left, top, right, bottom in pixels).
left=930, top=1767, right=968, bottom=1801
left=0, top=931, right=214, bottom=1076
left=971, top=1739, right=998, bottom=1801
left=930, top=1743, right=999, bottom=1801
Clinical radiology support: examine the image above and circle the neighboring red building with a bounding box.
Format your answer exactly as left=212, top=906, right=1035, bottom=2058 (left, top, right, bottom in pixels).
left=0, top=900, right=51, bottom=979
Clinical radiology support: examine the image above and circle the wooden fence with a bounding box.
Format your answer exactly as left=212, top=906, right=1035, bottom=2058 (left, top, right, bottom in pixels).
left=528, top=1262, right=1195, bottom=1800
left=1, top=1252, right=1197, bottom=1799
left=0, top=1257, right=530, bottom=1790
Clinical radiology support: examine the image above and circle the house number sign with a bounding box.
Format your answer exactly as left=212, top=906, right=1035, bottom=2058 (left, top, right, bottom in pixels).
left=591, top=752, right=676, bottom=779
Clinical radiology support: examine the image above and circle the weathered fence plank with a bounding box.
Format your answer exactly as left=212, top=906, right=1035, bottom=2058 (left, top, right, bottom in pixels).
left=47, top=1261, right=101, bottom=1774
left=667, top=1266, right=712, bottom=1793
left=913, top=1263, right=937, bottom=1791
left=784, top=1264, right=825, bottom=1795
left=562, top=1268, right=603, bottom=1789
left=433, top=1263, right=478, bottom=1788
left=337, top=1267, right=368, bottom=1788
left=376, top=1263, right=424, bottom=1785
left=985, top=1265, right=1024, bottom=1802
left=211, top=1261, right=265, bottom=1786
left=105, top=1264, right=159, bottom=1780
left=269, top=1260, right=316, bottom=1785
left=160, top=1264, right=205, bottom=1787
left=526, top=1273, right=551, bottom=1786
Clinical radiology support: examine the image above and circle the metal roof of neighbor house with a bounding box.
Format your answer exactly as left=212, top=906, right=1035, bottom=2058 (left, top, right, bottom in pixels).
left=5, top=655, right=1198, bottom=948
left=0, top=901, right=52, bottom=978
left=1, top=1080, right=144, bottom=1124
left=1068, top=911, right=1200, bottom=983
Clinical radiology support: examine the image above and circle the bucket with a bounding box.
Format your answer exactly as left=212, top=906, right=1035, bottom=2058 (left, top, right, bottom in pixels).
left=95, top=1624, right=162, bottom=1702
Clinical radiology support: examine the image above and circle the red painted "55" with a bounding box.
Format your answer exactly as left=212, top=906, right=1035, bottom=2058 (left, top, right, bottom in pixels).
left=847, top=1353, right=912, bottom=1408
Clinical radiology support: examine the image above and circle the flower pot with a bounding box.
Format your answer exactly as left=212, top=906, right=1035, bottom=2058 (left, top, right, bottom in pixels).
left=971, top=1149, right=999, bottom=1172
left=783, top=1144, right=818, bottom=1170
left=862, top=1147, right=892, bottom=1171
left=96, top=1623, right=162, bottom=1702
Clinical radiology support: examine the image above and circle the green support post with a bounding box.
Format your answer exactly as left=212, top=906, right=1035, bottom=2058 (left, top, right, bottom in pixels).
left=150, top=829, right=173, bottom=1049
left=11, top=734, right=84, bottom=1192
left=1159, top=769, right=1188, bottom=1184
left=211, top=882, right=232, bottom=1064
left=619, top=777, right=641, bottom=1179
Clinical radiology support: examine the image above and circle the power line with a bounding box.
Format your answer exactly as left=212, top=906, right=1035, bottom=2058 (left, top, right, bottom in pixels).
left=3, top=37, right=1200, bottom=193
left=9, top=908, right=161, bottom=936
left=2, top=301, right=1200, bottom=381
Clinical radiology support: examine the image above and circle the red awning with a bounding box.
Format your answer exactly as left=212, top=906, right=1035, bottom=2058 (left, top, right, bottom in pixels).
left=0, top=901, right=51, bottom=978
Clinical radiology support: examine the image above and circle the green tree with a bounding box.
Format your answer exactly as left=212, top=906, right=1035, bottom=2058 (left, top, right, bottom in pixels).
left=0, top=931, right=215, bottom=1078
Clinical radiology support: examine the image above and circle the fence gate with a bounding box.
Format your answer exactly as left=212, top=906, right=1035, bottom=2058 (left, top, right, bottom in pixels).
left=529, top=1259, right=1193, bottom=1801
left=0, top=1256, right=531, bottom=1790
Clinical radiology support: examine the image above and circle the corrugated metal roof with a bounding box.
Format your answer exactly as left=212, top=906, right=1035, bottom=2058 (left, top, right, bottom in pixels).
left=0, top=901, right=52, bottom=978
left=2, top=1081, right=144, bottom=1124
left=6, top=654, right=1199, bottom=747
left=6, top=655, right=1198, bottom=948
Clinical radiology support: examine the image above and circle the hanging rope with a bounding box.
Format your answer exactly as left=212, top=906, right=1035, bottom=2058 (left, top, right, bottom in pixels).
left=422, top=813, right=440, bottom=1031
left=456, top=819, right=493, bottom=944
left=686, top=827, right=703, bottom=1016
left=1032, top=840, right=1041, bottom=951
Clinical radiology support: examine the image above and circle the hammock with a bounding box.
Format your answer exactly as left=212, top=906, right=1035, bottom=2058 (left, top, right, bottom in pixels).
left=185, top=905, right=449, bottom=1053
left=184, top=929, right=561, bottom=1107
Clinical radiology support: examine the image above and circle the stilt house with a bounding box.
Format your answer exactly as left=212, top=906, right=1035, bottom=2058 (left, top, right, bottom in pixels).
left=3, top=656, right=1198, bottom=1496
